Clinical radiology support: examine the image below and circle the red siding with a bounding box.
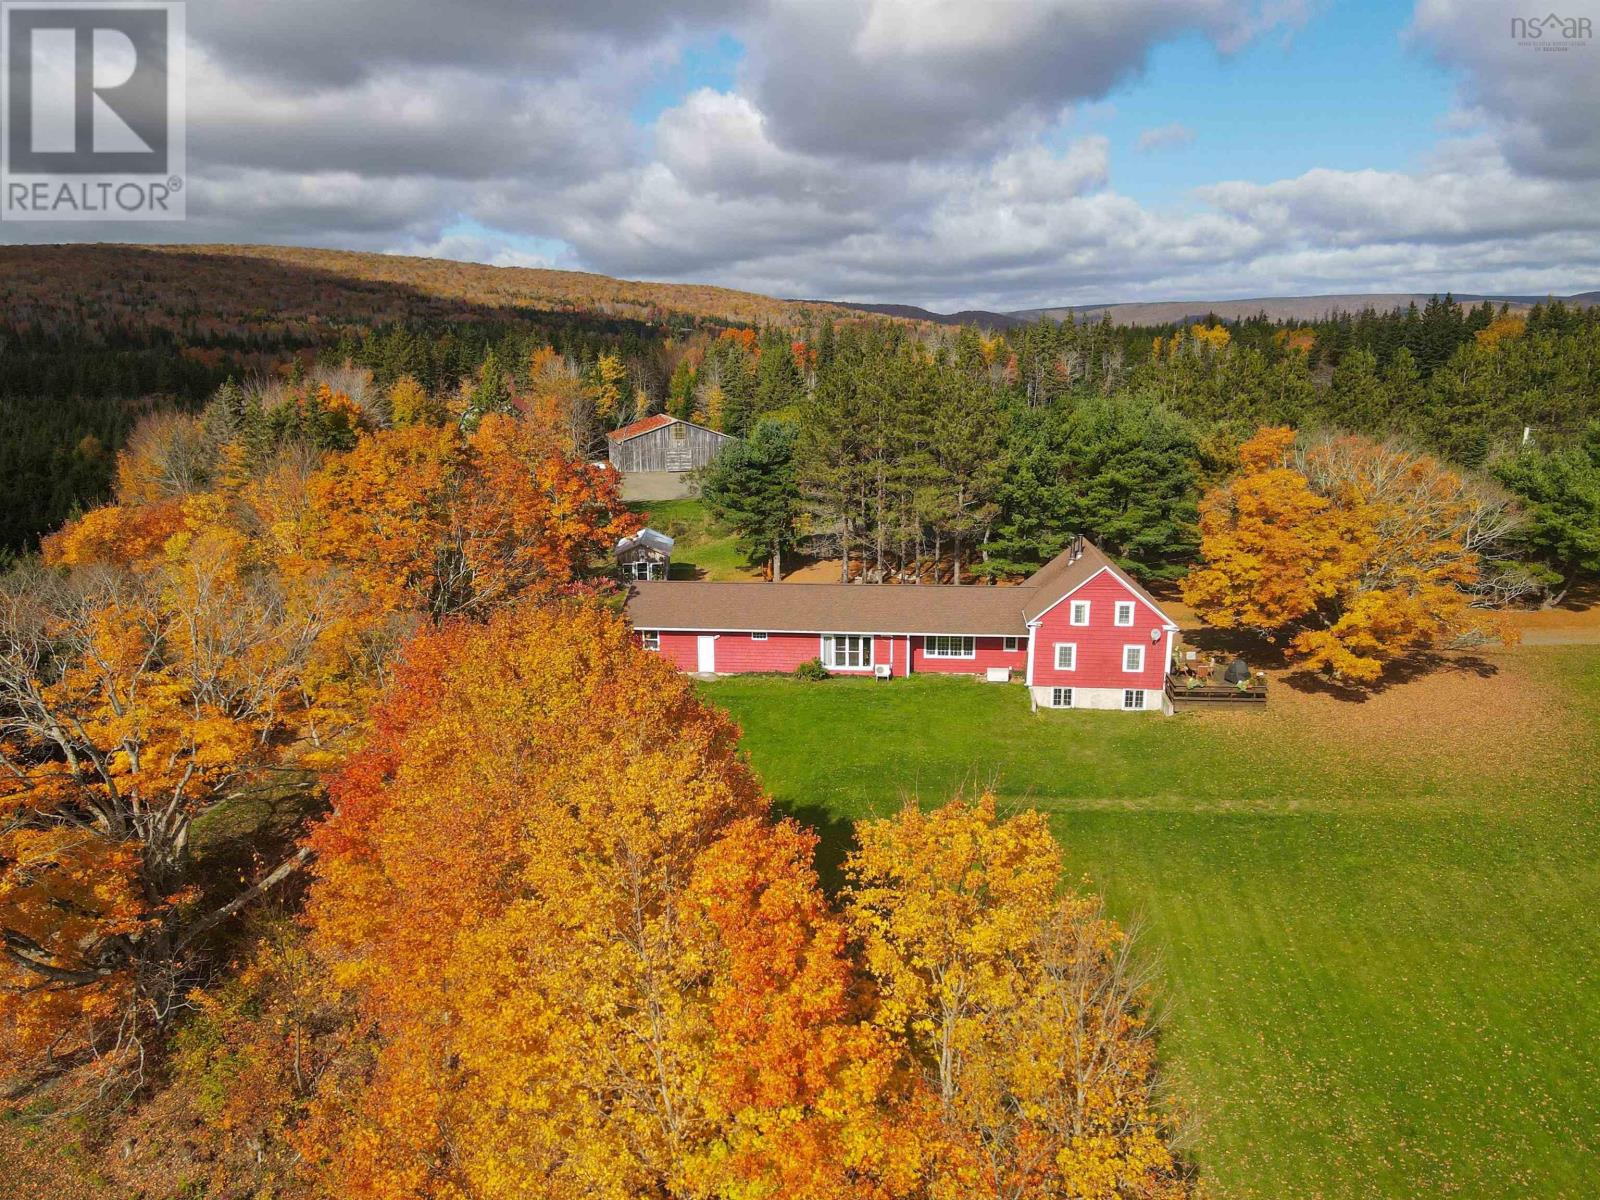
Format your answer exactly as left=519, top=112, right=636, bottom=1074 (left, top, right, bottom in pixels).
left=644, top=631, right=832, bottom=674
left=709, top=632, right=822, bottom=673
left=1029, top=570, right=1170, bottom=691
left=910, top=635, right=1026, bottom=676
left=655, top=631, right=701, bottom=672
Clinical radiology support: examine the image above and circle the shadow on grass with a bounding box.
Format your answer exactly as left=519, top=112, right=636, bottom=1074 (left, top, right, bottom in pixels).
left=1282, top=650, right=1501, bottom=701
left=1177, top=605, right=1511, bottom=702
left=781, top=800, right=859, bottom=897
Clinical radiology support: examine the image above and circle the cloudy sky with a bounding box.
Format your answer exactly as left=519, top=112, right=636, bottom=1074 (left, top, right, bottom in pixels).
left=9, top=0, right=1600, bottom=310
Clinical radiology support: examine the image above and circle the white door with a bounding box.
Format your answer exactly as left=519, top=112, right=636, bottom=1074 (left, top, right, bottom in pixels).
left=696, top=635, right=716, bottom=674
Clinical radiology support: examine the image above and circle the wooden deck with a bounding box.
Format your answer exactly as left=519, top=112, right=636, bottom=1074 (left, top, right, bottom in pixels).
left=1166, top=672, right=1269, bottom=709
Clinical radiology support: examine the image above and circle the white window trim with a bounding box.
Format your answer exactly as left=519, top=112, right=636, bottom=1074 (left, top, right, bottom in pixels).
left=1114, top=601, right=1135, bottom=627
left=1054, top=642, right=1077, bottom=671
left=640, top=630, right=660, bottom=651
left=821, top=633, right=875, bottom=671
left=1069, top=600, right=1091, bottom=626
left=1052, top=686, right=1073, bottom=709
left=1122, top=644, right=1145, bottom=673
left=1003, top=635, right=1020, bottom=652
left=1123, top=688, right=1146, bottom=710
left=923, top=635, right=976, bottom=660
left=751, top=631, right=768, bottom=641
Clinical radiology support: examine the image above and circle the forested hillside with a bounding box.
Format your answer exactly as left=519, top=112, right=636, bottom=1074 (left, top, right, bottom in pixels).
left=6, top=246, right=1599, bottom=613
left=0, top=244, right=868, bottom=552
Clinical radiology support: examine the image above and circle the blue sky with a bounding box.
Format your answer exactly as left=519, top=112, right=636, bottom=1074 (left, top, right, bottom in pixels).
left=630, top=3, right=1461, bottom=215
left=1081, top=7, right=1458, bottom=209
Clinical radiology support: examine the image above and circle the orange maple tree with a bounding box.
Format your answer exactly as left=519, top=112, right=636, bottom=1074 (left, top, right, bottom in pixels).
left=1183, top=426, right=1524, bottom=681
left=304, top=411, right=638, bottom=621
left=1, top=392, right=639, bottom=1086
left=299, top=603, right=913, bottom=1199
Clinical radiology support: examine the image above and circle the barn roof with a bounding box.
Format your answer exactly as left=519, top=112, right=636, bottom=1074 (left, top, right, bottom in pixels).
left=606, top=414, right=676, bottom=443
left=624, top=539, right=1177, bottom=635
left=606, top=415, right=731, bottom=444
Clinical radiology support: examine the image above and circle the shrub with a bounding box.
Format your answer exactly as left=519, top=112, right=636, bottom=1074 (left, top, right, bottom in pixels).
left=793, top=657, right=830, bottom=682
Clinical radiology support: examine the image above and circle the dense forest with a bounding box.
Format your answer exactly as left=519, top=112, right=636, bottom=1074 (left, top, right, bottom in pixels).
left=695, top=296, right=1600, bottom=600
left=0, top=244, right=865, bottom=552
left=8, top=244, right=1598, bottom=609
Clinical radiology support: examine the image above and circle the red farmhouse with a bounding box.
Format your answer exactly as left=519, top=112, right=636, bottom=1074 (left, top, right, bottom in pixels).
left=625, top=538, right=1180, bottom=712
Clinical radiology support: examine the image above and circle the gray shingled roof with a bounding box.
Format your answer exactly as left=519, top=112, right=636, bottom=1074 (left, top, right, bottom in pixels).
left=623, top=539, right=1176, bottom=635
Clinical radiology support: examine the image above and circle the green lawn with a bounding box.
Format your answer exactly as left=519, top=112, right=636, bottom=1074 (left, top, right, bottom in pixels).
left=628, top=498, right=759, bottom=581
left=702, top=649, right=1600, bottom=1199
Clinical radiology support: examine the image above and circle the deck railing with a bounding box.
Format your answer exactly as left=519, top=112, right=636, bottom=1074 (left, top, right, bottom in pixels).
left=1166, top=671, right=1268, bottom=705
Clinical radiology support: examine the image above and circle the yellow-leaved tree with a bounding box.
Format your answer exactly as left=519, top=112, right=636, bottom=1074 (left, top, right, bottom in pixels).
left=1182, top=426, right=1526, bottom=681
left=299, top=603, right=917, bottom=1200
left=844, top=795, right=1187, bottom=1200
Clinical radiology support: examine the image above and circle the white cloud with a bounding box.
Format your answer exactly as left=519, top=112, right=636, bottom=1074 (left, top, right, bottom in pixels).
left=1410, top=0, right=1600, bottom=179
left=1136, top=122, right=1197, bottom=152
left=19, top=0, right=1600, bottom=311
left=746, top=0, right=1302, bottom=161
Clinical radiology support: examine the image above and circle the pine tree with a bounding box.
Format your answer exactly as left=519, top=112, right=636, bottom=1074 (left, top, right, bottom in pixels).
left=700, top=418, right=803, bottom=580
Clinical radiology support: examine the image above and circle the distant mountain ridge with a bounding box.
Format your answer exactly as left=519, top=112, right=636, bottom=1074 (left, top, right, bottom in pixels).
left=830, top=290, right=1600, bottom=329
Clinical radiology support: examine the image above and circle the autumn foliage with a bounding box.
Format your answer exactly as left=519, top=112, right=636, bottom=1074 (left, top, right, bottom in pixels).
left=298, top=604, right=916, bottom=1199
left=846, top=797, right=1183, bottom=1200
left=0, top=385, right=637, bottom=1085
left=1183, top=426, right=1524, bottom=680
left=3, top=367, right=1186, bottom=1200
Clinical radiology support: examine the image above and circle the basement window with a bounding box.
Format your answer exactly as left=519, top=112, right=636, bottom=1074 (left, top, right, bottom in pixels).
left=1052, top=687, right=1073, bottom=708
left=1123, top=689, right=1146, bottom=710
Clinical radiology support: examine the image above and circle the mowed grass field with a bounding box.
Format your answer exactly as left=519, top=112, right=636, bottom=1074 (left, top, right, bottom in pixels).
left=702, top=646, right=1600, bottom=1199
left=627, top=498, right=759, bottom=581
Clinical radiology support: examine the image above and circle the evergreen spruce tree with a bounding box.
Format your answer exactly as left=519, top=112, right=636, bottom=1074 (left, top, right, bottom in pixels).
left=700, top=418, right=803, bottom=580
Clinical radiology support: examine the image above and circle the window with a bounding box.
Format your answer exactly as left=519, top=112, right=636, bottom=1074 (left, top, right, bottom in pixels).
left=1122, top=644, right=1145, bottom=673
left=1051, top=687, right=1073, bottom=708
left=1003, top=636, right=1020, bottom=652
left=1114, top=601, right=1135, bottom=627
left=640, top=630, right=660, bottom=651
left=924, top=635, right=975, bottom=659
left=624, top=559, right=663, bottom=581
left=751, top=632, right=768, bottom=641
left=822, top=634, right=874, bottom=669
left=671, top=422, right=687, bottom=441
left=1054, top=643, right=1076, bottom=671
left=1070, top=600, right=1091, bottom=626
left=1123, top=689, right=1146, bottom=710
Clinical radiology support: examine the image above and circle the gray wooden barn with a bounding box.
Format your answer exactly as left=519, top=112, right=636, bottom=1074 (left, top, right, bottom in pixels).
left=606, top=415, right=735, bottom=473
